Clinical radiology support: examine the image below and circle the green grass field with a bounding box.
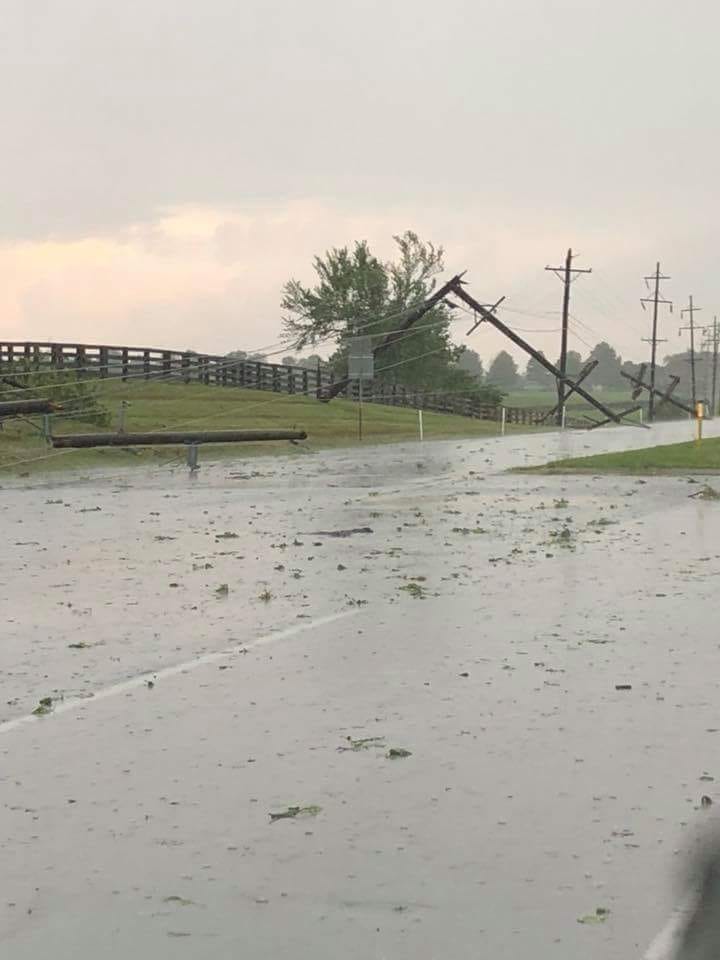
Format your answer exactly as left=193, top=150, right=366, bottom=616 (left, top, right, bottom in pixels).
left=0, top=379, right=532, bottom=476
left=504, top=387, right=634, bottom=409
left=523, top=437, right=720, bottom=474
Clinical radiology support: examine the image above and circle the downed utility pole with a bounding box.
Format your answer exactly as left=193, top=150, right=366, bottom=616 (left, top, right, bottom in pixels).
left=679, top=296, right=702, bottom=408
left=0, top=398, right=58, bottom=417
left=583, top=405, right=644, bottom=430
left=52, top=429, right=307, bottom=448
left=620, top=370, right=694, bottom=416
left=540, top=359, right=598, bottom=423
left=448, top=278, right=624, bottom=424
left=545, top=249, right=592, bottom=425
left=640, top=262, right=671, bottom=422
left=320, top=273, right=467, bottom=402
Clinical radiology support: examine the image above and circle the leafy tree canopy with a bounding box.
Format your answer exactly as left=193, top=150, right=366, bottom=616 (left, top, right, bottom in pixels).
left=282, top=231, right=492, bottom=394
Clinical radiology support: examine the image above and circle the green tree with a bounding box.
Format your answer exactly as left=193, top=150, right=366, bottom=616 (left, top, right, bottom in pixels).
left=456, top=347, right=485, bottom=380
left=554, top=350, right=584, bottom=377
left=281, top=232, right=475, bottom=392
left=585, top=341, right=622, bottom=388
left=524, top=353, right=552, bottom=387
left=487, top=350, right=519, bottom=389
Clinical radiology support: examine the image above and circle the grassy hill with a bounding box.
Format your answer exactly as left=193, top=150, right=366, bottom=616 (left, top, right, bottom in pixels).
left=0, top=379, right=532, bottom=476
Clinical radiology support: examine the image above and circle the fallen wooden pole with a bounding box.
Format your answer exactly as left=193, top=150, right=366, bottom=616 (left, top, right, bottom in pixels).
left=0, top=398, right=58, bottom=416
left=449, top=279, right=623, bottom=424
left=620, top=371, right=694, bottom=415
left=51, top=429, right=307, bottom=448
left=540, top=360, right=599, bottom=423
left=582, top=404, right=647, bottom=429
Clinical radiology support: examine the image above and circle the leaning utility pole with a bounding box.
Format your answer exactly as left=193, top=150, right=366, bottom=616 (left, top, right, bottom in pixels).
left=640, top=262, right=671, bottom=421
left=545, top=249, right=592, bottom=425
left=679, top=296, right=702, bottom=408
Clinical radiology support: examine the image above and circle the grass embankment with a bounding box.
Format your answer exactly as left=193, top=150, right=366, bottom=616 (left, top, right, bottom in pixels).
left=525, top=438, right=720, bottom=475
left=0, top=379, right=530, bottom=475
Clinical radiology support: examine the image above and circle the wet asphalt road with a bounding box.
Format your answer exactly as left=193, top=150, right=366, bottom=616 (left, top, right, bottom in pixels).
left=2, top=419, right=720, bottom=959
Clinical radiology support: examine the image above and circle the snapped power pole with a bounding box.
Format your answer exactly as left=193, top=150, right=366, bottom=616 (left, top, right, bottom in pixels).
left=679, top=296, right=702, bottom=408
left=545, top=249, right=592, bottom=426
left=640, top=262, right=671, bottom=422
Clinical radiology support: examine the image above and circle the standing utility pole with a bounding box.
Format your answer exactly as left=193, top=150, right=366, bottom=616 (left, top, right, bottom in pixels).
left=698, top=318, right=720, bottom=417
left=680, top=296, right=702, bottom=408
left=640, top=262, right=671, bottom=422
left=712, top=318, right=719, bottom=417
left=545, top=248, right=592, bottom=425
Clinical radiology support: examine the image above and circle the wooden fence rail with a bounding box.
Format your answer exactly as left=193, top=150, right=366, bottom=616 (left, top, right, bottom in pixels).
left=0, top=340, right=631, bottom=427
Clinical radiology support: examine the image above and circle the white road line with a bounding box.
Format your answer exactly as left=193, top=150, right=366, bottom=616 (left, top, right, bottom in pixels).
left=642, top=893, right=697, bottom=960
left=0, top=609, right=358, bottom=735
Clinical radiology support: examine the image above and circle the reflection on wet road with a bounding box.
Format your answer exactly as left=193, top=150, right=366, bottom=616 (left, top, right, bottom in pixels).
left=2, top=420, right=719, bottom=959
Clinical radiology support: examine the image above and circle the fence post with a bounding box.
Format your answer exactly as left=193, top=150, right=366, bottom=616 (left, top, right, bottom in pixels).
left=143, top=350, right=151, bottom=380
left=500, top=407, right=506, bottom=436
left=121, top=348, right=129, bottom=381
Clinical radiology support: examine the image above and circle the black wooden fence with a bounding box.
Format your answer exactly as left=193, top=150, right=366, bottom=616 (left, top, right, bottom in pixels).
left=0, top=340, right=604, bottom=426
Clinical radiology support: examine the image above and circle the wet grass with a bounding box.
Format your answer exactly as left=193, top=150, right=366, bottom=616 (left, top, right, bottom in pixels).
left=0, top=378, right=537, bottom=476
left=524, top=438, right=720, bottom=474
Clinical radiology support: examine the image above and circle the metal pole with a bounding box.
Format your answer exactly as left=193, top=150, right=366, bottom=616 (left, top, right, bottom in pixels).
left=418, top=409, right=424, bottom=442
left=500, top=406, right=506, bottom=436
left=186, top=443, right=199, bottom=471
left=561, top=405, right=567, bottom=430
left=358, top=376, right=363, bottom=441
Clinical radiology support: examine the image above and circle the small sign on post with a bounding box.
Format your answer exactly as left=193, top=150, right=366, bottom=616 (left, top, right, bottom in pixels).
left=348, top=337, right=374, bottom=442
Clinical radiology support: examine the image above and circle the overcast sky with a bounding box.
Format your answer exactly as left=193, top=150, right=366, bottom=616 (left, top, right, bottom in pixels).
left=3, top=0, right=718, bottom=367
